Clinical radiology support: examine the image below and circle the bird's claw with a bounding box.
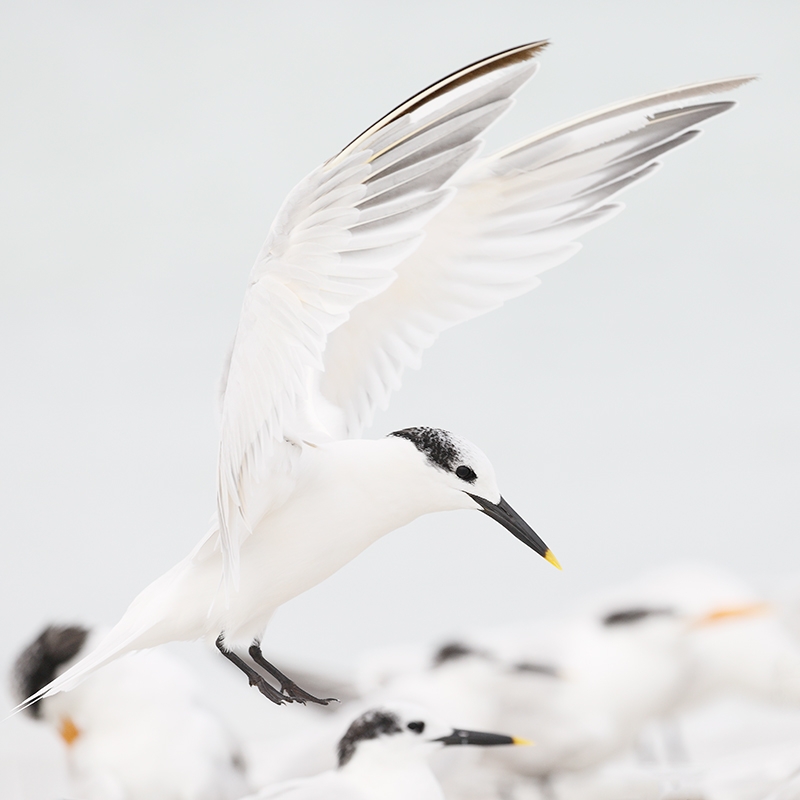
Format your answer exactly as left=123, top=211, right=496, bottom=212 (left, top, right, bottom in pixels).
left=248, top=675, right=291, bottom=705
left=278, top=680, right=337, bottom=706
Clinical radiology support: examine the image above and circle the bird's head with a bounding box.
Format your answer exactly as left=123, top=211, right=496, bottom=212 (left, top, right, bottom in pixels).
left=387, top=427, right=560, bottom=570
left=12, top=624, right=89, bottom=746
left=336, top=703, right=528, bottom=768
left=12, top=624, right=89, bottom=720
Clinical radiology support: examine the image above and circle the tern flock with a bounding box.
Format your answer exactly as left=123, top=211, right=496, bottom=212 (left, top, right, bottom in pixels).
left=10, top=40, right=761, bottom=800
left=15, top=565, right=800, bottom=799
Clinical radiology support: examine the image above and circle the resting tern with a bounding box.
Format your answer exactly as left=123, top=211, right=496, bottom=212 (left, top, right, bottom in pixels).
left=17, top=42, right=752, bottom=711
left=350, top=602, right=769, bottom=787
left=343, top=614, right=687, bottom=784
left=243, top=703, right=526, bottom=800
left=587, top=565, right=800, bottom=711
left=12, top=624, right=248, bottom=800
left=257, top=606, right=776, bottom=795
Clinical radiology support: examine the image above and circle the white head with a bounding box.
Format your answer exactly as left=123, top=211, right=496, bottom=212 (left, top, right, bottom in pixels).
left=387, top=427, right=560, bottom=569
left=389, top=427, right=500, bottom=502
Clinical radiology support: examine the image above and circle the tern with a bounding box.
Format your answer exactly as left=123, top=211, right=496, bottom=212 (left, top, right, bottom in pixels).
left=606, top=565, right=800, bottom=707
left=12, top=624, right=249, bottom=800
left=242, top=704, right=527, bottom=800
left=348, top=601, right=772, bottom=788
left=16, top=42, right=752, bottom=712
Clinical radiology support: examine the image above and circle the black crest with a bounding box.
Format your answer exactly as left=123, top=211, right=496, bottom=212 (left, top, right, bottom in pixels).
left=389, top=427, right=461, bottom=472
left=602, top=607, right=675, bottom=627
left=433, top=641, right=482, bottom=666
left=513, top=661, right=560, bottom=677
left=337, top=709, right=403, bottom=767
left=13, top=624, right=89, bottom=717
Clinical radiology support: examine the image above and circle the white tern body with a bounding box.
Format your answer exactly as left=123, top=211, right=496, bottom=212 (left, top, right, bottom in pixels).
left=16, top=41, right=753, bottom=710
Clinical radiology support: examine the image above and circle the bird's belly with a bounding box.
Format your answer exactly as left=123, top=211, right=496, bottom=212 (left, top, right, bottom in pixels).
left=219, top=498, right=407, bottom=644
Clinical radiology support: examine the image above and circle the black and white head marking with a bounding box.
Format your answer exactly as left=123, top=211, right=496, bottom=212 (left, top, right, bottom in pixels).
left=602, top=607, right=675, bottom=627
left=13, top=624, right=89, bottom=717
left=389, top=427, right=557, bottom=566
left=337, top=709, right=403, bottom=766
left=433, top=641, right=479, bottom=666
left=389, top=427, right=477, bottom=483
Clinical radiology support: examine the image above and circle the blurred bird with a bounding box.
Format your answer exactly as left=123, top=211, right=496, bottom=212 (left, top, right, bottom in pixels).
left=460, top=575, right=784, bottom=779
left=247, top=624, right=684, bottom=798
left=596, top=565, right=798, bottom=710
left=356, top=600, right=767, bottom=786
left=238, top=572, right=793, bottom=796
left=242, top=703, right=527, bottom=800
left=478, top=608, right=694, bottom=781
left=357, top=642, right=549, bottom=800
left=17, top=42, right=752, bottom=711
left=12, top=624, right=248, bottom=800
left=353, top=613, right=690, bottom=787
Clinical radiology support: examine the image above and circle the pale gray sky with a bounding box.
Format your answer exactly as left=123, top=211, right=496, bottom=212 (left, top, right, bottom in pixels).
left=1, top=0, right=797, bottom=699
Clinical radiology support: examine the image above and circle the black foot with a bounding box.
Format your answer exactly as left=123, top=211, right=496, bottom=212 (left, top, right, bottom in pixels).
left=249, top=643, right=338, bottom=706
left=215, top=635, right=291, bottom=706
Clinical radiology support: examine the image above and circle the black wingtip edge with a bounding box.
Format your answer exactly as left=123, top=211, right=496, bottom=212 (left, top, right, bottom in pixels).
left=328, top=41, right=550, bottom=169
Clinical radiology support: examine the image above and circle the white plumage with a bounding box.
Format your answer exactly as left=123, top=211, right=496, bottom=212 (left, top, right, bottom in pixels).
left=341, top=571, right=792, bottom=790
left=243, top=703, right=523, bottom=800
left=17, top=42, right=752, bottom=712
left=11, top=625, right=248, bottom=800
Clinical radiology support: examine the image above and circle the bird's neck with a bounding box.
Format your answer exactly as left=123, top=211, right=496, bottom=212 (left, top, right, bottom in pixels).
left=300, top=437, right=457, bottom=537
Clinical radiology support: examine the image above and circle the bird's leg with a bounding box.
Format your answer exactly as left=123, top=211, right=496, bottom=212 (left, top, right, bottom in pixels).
left=248, top=641, right=337, bottom=706
left=215, top=635, right=290, bottom=705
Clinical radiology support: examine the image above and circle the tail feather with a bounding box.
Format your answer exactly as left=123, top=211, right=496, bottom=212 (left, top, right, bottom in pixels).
left=10, top=614, right=160, bottom=717
left=7, top=568, right=182, bottom=717
left=8, top=543, right=209, bottom=719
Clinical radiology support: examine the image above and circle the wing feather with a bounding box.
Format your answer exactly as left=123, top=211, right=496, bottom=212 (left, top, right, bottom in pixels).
left=216, top=43, right=547, bottom=589
left=320, top=78, right=754, bottom=437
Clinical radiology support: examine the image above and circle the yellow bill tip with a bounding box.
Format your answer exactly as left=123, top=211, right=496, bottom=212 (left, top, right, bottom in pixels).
left=544, top=550, right=562, bottom=571
left=512, top=736, right=534, bottom=746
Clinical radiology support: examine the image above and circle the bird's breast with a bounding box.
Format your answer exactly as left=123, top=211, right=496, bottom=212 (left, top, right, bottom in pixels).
left=218, top=449, right=432, bottom=638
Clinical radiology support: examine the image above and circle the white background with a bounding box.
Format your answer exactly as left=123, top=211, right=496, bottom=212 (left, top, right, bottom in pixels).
left=0, top=0, right=797, bottom=711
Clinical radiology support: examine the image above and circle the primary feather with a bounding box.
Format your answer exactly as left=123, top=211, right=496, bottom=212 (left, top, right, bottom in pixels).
left=319, top=79, right=751, bottom=438
left=14, top=45, right=753, bottom=715
left=216, top=45, right=751, bottom=591
left=216, top=42, right=548, bottom=591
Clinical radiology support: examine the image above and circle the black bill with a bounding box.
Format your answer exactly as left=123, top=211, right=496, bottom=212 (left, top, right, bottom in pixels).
left=435, top=728, right=528, bottom=746
left=467, top=494, right=561, bottom=569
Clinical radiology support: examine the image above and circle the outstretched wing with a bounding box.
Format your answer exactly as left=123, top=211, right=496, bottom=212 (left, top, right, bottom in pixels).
left=216, top=42, right=547, bottom=589
left=319, top=76, right=754, bottom=437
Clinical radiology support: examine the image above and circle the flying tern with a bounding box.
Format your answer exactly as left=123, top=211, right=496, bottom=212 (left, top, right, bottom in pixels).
left=16, top=42, right=752, bottom=711
left=242, top=703, right=527, bottom=800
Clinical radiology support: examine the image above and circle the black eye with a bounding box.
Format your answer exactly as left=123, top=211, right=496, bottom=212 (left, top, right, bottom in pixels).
left=407, top=720, right=425, bottom=734
left=455, top=465, right=477, bottom=483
